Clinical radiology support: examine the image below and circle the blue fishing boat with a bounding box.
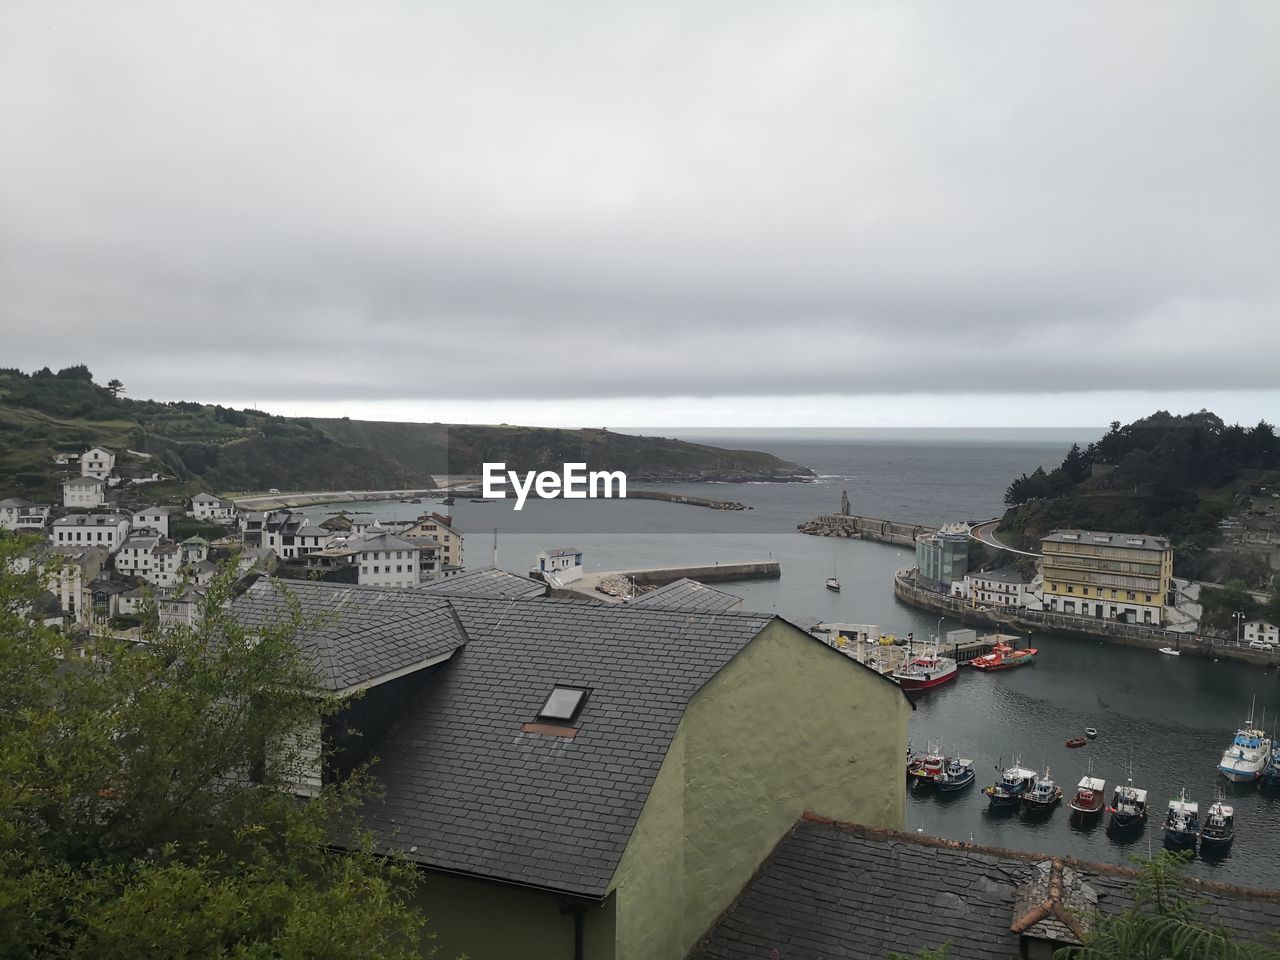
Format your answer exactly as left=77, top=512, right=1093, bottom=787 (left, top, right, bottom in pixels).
left=1218, top=698, right=1272, bottom=783
left=1021, top=767, right=1063, bottom=815
left=983, top=757, right=1037, bottom=808
left=936, top=757, right=975, bottom=792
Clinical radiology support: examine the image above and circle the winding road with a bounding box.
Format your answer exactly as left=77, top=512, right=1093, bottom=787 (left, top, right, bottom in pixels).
left=968, top=518, right=1042, bottom=558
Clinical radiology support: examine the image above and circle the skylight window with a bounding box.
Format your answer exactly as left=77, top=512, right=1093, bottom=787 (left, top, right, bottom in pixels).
left=538, top=685, right=589, bottom=723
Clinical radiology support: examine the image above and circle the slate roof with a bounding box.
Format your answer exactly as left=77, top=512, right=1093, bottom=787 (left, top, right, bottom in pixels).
left=968, top=568, right=1028, bottom=585
left=1041, top=529, right=1171, bottom=552
left=628, top=577, right=742, bottom=613
left=416, top=566, right=547, bottom=599
left=690, top=818, right=1280, bottom=960
left=229, top=579, right=467, bottom=692
left=359, top=598, right=778, bottom=898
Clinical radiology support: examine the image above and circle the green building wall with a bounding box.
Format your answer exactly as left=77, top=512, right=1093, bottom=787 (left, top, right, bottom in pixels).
left=611, top=620, right=910, bottom=960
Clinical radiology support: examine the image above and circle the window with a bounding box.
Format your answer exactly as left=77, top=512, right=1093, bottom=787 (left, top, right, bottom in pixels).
left=538, top=685, right=589, bottom=722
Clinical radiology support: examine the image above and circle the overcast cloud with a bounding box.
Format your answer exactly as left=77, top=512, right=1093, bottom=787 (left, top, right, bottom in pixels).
left=2, top=2, right=1278, bottom=425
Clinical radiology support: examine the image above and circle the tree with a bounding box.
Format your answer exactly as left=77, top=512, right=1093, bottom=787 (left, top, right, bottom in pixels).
left=54, top=364, right=94, bottom=381
left=1054, top=850, right=1280, bottom=960
left=0, top=538, right=430, bottom=959
left=107, top=378, right=125, bottom=398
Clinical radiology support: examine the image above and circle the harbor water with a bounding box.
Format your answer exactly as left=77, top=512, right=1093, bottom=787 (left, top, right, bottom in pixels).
left=303, top=431, right=1280, bottom=887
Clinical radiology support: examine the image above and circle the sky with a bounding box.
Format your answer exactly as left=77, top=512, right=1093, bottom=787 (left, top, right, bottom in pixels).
left=2, top=2, right=1278, bottom=428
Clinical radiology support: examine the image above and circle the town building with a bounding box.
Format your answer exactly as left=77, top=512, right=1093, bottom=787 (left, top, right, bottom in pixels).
left=404, top=513, right=464, bottom=570
left=532, top=545, right=584, bottom=584
left=957, top=568, right=1032, bottom=608
left=1243, top=620, right=1279, bottom=646
left=12, top=543, right=107, bottom=626
left=80, top=446, right=116, bottom=480
left=229, top=579, right=911, bottom=960
left=188, top=492, right=237, bottom=523
left=691, top=817, right=1280, bottom=960
left=914, top=523, right=970, bottom=593
left=131, top=505, right=180, bottom=538
left=63, top=475, right=107, bottom=508
left=51, top=512, right=131, bottom=554
left=0, top=497, right=51, bottom=531
left=1040, top=530, right=1174, bottom=626
left=114, top=532, right=162, bottom=577
left=351, top=532, right=422, bottom=588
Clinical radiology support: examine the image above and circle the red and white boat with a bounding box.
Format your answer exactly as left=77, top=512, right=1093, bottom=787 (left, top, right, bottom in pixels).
left=892, top=643, right=958, bottom=690
left=1068, top=773, right=1107, bottom=818
left=969, top=641, right=1038, bottom=672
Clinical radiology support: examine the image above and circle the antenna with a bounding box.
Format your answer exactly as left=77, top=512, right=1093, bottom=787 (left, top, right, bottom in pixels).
left=492, top=528, right=498, bottom=568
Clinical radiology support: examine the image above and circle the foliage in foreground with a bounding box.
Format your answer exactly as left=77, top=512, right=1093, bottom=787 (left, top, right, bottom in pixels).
left=1054, top=850, right=1280, bottom=960
left=0, top=537, right=427, bottom=959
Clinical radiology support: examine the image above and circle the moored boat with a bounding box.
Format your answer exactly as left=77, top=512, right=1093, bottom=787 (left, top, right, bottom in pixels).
left=1065, top=737, right=1087, bottom=749
left=908, top=744, right=947, bottom=788
left=1022, top=767, right=1062, bottom=814
left=1198, top=796, right=1235, bottom=854
left=1218, top=699, right=1272, bottom=783
left=1107, top=779, right=1148, bottom=835
left=1085, top=727, right=1099, bottom=739
left=825, top=576, right=841, bottom=592
left=1158, top=646, right=1181, bottom=656
left=983, top=757, right=1038, bottom=809
left=970, top=642, right=1037, bottom=672
left=1068, top=773, right=1106, bottom=819
left=1163, top=789, right=1200, bottom=852
left=1261, top=750, right=1280, bottom=789
left=891, top=638, right=958, bottom=691
left=936, top=757, right=976, bottom=792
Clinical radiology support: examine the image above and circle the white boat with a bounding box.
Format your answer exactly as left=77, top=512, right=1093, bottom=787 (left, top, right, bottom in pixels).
left=1218, top=698, right=1272, bottom=783
left=825, top=576, right=841, bottom=592
left=1163, top=788, right=1200, bottom=851
left=1158, top=646, right=1180, bottom=656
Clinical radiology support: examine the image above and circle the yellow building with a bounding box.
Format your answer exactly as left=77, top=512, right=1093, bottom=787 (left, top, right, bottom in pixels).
left=1040, top=529, right=1173, bottom=626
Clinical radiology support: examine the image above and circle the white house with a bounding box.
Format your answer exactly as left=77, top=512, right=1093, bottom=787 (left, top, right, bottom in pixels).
left=352, top=532, right=422, bottom=588
left=189, top=492, right=237, bottom=523
left=132, top=505, right=180, bottom=538
left=51, top=513, right=131, bottom=554
left=1243, top=620, right=1279, bottom=646
left=12, top=544, right=107, bottom=626
left=290, top=527, right=337, bottom=557
left=956, top=568, right=1032, bottom=609
left=0, top=497, right=51, bottom=531
left=148, top=543, right=182, bottom=587
left=180, top=536, right=210, bottom=565
left=63, top=476, right=107, bottom=508
left=80, top=446, right=116, bottom=480
left=533, top=546, right=585, bottom=584
left=114, top=532, right=163, bottom=577
left=159, top=586, right=205, bottom=627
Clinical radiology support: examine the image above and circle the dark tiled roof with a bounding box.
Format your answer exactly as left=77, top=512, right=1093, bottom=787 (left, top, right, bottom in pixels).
left=230, top=579, right=466, bottom=692
left=691, top=819, right=1280, bottom=960
left=361, top=600, right=777, bottom=898
left=628, top=577, right=742, bottom=613
left=416, top=566, right=547, bottom=599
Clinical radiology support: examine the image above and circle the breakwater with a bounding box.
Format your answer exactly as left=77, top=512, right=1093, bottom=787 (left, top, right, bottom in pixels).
left=798, top=513, right=937, bottom=547
left=893, top=568, right=1279, bottom=667
left=626, top=490, right=746, bottom=510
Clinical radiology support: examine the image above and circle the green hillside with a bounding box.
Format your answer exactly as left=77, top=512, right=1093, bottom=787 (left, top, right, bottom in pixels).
left=997, top=410, right=1280, bottom=584
left=0, top=366, right=812, bottom=503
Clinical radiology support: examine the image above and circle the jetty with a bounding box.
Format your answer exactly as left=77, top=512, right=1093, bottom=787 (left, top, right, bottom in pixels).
left=559, top=560, right=780, bottom=602
left=626, top=490, right=746, bottom=510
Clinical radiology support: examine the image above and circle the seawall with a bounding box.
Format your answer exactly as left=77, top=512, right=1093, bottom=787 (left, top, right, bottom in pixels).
left=798, top=514, right=937, bottom=547
left=892, top=568, right=1279, bottom=666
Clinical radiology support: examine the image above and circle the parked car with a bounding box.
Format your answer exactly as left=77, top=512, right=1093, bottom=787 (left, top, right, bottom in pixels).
left=1248, top=640, right=1275, bottom=651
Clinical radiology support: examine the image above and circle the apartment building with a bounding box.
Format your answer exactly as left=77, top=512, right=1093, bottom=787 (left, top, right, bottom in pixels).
left=1040, top=529, right=1173, bottom=626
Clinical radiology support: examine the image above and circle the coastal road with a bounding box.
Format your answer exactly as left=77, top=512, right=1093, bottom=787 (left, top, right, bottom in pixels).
left=968, top=518, right=1042, bottom=558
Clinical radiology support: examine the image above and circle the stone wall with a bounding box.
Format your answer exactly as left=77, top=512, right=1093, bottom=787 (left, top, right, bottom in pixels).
left=798, top=513, right=937, bottom=547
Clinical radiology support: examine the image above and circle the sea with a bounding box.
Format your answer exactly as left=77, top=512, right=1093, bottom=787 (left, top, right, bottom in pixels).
left=302, top=429, right=1280, bottom=888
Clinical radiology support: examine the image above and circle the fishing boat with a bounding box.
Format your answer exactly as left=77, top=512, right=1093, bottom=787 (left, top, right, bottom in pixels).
left=905, top=742, right=917, bottom=779
left=1022, top=767, right=1063, bottom=814
left=983, top=757, right=1038, bottom=809
left=908, top=743, right=947, bottom=788
left=1158, top=646, right=1181, bottom=656
left=1085, top=727, right=1099, bottom=739
left=891, top=636, right=958, bottom=691
left=1068, top=771, right=1107, bottom=819
left=825, top=576, right=841, bottom=592
left=1218, top=698, right=1273, bottom=783
left=1261, top=750, right=1280, bottom=788
left=969, top=640, right=1038, bottom=672
left=440, top=496, right=455, bottom=506
left=1065, top=737, right=1087, bottom=749
left=1163, top=789, right=1200, bottom=852
left=1107, top=778, right=1149, bottom=835
left=936, top=757, right=976, bottom=792
left=1198, top=795, right=1235, bottom=854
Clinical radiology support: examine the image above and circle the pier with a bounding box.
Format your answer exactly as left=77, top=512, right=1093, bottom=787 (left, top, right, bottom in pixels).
left=797, top=513, right=937, bottom=547
left=625, top=490, right=746, bottom=510
left=560, top=560, right=781, bottom=602
left=814, top=622, right=1020, bottom=673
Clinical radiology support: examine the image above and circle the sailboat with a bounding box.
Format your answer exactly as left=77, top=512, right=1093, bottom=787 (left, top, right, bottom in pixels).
left=825, top=543, right=841, bottom=592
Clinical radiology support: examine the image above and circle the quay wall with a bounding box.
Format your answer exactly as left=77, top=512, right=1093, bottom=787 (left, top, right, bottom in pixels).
left=798, top=514, right=937, bottom=548
left=893, top=569, right=1280, bottom=667
left=626, top=561, right=780, bottom=586
left=626, top=490, right=746, bottom=510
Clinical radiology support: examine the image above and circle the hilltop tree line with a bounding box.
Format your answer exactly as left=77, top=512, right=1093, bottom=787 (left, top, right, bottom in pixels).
left=1005, top=412, right=1280, bottom=508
